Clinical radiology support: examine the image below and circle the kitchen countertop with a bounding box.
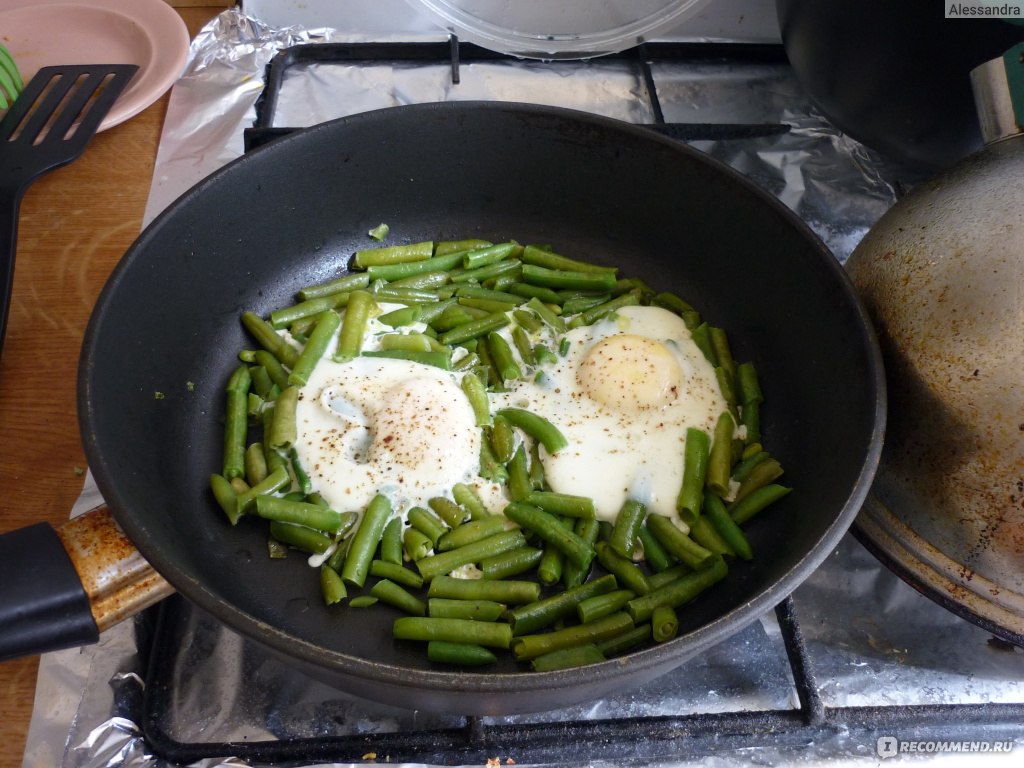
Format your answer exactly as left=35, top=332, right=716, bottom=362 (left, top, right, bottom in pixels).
left=0, top=7, right=222, bottom=765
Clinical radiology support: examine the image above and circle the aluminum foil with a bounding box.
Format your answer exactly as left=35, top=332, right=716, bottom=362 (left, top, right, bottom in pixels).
left=22, top=6, right=1024, bottom=768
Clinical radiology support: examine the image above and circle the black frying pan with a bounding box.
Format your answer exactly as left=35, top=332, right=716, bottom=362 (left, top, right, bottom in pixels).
left=63, top=103, right=882, bottom=714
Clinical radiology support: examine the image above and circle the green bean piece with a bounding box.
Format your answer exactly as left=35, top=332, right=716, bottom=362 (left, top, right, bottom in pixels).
left=677, top=427, right=710, bottom=518
left=267, top=536, right=288, bottom=559
left=393, top=616, right=512, bottom=649
left=361, top=349, right=452, bottom=369
left=511, top=326, right=537, bottom=366
left=325, top=531, right=353, bottom=573
left=638, top=525, right=673, bottom=572
left=380, top=516, right=404, bottom=565
left=537, top=516, right=575, bottom=586
left=379, top=332, right=433, bottom=353
left=271, top=293, right=349, bottom=330
left=707, top=411, right=737, bottom=497
left=354, top=240, right=433, bottom=268
left=367, top=250, right=466, bottom=282
left=341, top=494, right=394, bottom=588
left=451, top=258, right=523, bottom=285
left=209, top=474, right=241, bottom=525
left=596, top=623, right=653, bottom=657
left=715, top=366, right=740, bottom=420
left=736, top=361, right=763, bottom=404
left=521, top=263, right=618, bottom=293
left=510, top=282, right=565, bottom=306
left=521, top=244, right=617, bottom=275
left=513, top=612, right=634, bottom=662
left=503, top=501, right=595, bottom=570
left=595, top=541, right=652, bottom=596
left=376, top=304, right=421, bottom=328
left=233, top=465, right=290, bottom=517
left=389, top=270, right=451, bottom=290
left=731, top=450, right=770, bottom=483
left=561, top=294, right=611, bottom=316
left=269, top=521, right=333, bottom=554
left=428, top=598, right=506, bottom=622
left=679, top=505, right=736, bottom=558
left=249, top=365, right=273, bottom=399
left=436, top=516, right=508, bottom=552
left=647, top=563, right=692, bottom=589
left=255, top=496, right=343, bottom=533
left=320, top=565, right=347, bottom=605
left=438, top=312, right=510, bottom=346
left=241, top=311, right=300, bottom=368
left=403, top=526, right=434, bottom=561
left=645, top=514, right=717, bottom=570
left=415, top=529, right=526, bottom=583
left=267, top=385, right=299, bottom=451
left=703, top=492, right=753, bottom=560
left=245, top=442, right=268, bottom=486
left=489, top=415, right=516, bottom=464
left=651, top=606, right=679, bottom=643
left=511, top=308, right=543, bottom=333
left=733, top=457, right=785, bottom=504
left=486, top=331, right=523, bottom=382
left=480, top=545, right=545, bottom=579
left=289, top=447, right=313, bottom=495
left=708, top=326, right=736, bottom=383
left=452, top=351, right=480, bottom=372
left=427, top=574, right=540, bottom=605
left=528, top=442, right=546, bottom=490
left=524, top=296, right=566, bottom=332
left=298, top=271, right=371, bottom=301
left=689, top=322, right=717, bottom=366
left=741, top=399, right=761, bottom=445
left=222, top=365, right=251, bottom=480
left=436, top=238, right=492, bottom=256
left=626, top=555, right=729, bottom=623
left=427, top=641, right=498, bottom=666
left=478, top=436, right=509, bottom=484
left=729, top=484, right=792, bottom=525
left=334, top=290, right=375, bottom=362
left=531, top=644, right=606, bottom=672
left=407, top=505, right=448, bottom=545
left=577, top=589, right=636, bottom=624
left=609, top=499, right=647, bottom=559
left=561, top=517, right=601, bottom=588
left=506, top=445, right=532, bottom=502
left=452, top=482, right=490, bottom=520
left=566, top=289, right=642, bottom=329
left=373, top=285, right=442, bottom=304
left=370, top=579, right=426, bottom=616
left=428, top=496, right=470, bottom=528
left=523, top=491, right=595, bottom=519
left=460, top=372, right=491, bottom=427
left=507, top=573, right=617, bottom=636
left=252, top=350, right=289, bottom=392
left=461, top=242, right=519, bottom=269
left=496, top=407, right=568, bottom=455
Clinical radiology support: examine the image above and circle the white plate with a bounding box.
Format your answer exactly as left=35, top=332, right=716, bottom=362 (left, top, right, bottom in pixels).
left=0, top=0, right=190, bottom=130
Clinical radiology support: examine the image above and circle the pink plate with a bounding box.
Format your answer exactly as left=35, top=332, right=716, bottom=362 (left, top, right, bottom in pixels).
left=0, top=0, right=190, bottom=130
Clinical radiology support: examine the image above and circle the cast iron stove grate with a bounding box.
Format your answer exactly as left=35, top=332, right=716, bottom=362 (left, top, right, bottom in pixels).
left=138, top=38, right=1024, bottom=765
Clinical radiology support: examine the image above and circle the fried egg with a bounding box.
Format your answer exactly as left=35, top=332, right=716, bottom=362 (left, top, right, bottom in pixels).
left=493, top=305, right=728, bottom=521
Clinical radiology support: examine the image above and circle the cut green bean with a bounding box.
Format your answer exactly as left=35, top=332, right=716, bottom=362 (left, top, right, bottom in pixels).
left=521, top=244, right=617, bottom=274
left=708, top=327, right=736, bottom=383
left=407, top=505, right=448, bottom=545
left=427, top=574, right=541, bottom=605
left=596, top=623, right=653, bottom=657
left=637, top=525, right=673, bottom=572
left=233, top=465, right=290, bottom=517
left=367, top=250, right=467, bottom=282
left=677, top=427, right=710, bottom=517
left=626, top=555, right=728, bottom=623
left=403, top=526, right=434, bottom=561
left=678, top=507, right=736, bottom=558
left=461, top=372, right=491, bottom=427
left=393, top=616, right=512, bottom=649
left=562, top=517, right=601, bottom=588
left=489, top=415, right=516, bottom=464
left=428, top=496, right=470, bottom=528
left=495, top=408, right=568, bottom=454
left=269, top=521, right=333, bottom=554
left=361, top=349, right=452, bottom=369
left=415, top=529, right=527, bottom=583
left=334, top=290, right=375, bottom=361
left=210, top=473, right=241, bottom=525
left=480, top=546, right=545, bottom=579
left=566, top=289, right=642, bottom=328
left=523, top=491, right=595, bottom=519
left=524, top=296, right=566, bottom=332
left=651, top=606, right=679, bottom=643
left=595, top=541, right=651, bottom=595
left=452, top=483, right=490, bottom=520
left=380, top=516, right=404, bottom=564
left=354, top=240, right=433, bottom=268
left=507, top=573, right=617, bottom=635
left=537, top=516, right=575, bottom=586
left=241, top=311, right=299, bottom=368
left=427, top=641, right=498, bottom=666
left=531, top=644, right=606, bottom=672
left=728, top=484, right=792, bottom=525
left=503, top=502, right=594, bottom=570
left=341, top=494, right=393, bottom=588
left=255, top=496, right=343, bottom=532
left=244, top=443, right=268, bottom=486
left=436, top=238, right=492, bottom=256
left=521, top=263, right=618, bottom=292
left=461, top=242, right=519, bottom=269
left=267, top=385, right=298, bottom=451
left=348, top=596, right=379, bottom=608
left=703, top=492, right=753, bottom=560
left=438, top=312, right=510, bottom=346
left=512, top=612, right=633, bottom=662
left=506, top=444, right=532, bottom=502
left=271, top=293, right=349, bottom=330
left=733, top=457, right=785, bottom=504
left=609, top=499, right=647, bottom=559
left=436, top=516, right=508, bottom=552
left=298, top=271, right=372, bottom=301
left=370, top=579, right=427, bottom=616
left=487, top=331, right=523, bottom=382
left=428, top=598, right=506, bottom=622
left=320, top=565, right=347, bottom=605
left=707, top=410, right=737, bottom=497
left=646, top=514, right=717, bottom=570
left=511, top=326, right=537, bottom=366
left=577, top=589, right=636, bottom=624
left=222, top=365, right=251, bottom=480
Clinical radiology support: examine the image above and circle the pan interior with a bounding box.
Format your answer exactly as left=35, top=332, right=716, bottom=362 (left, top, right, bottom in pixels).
left=80, top=103, right=882, bottom=711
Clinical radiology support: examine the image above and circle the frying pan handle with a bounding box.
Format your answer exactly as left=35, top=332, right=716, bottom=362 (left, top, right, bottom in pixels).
left=0, top=506, right=173, bottom=661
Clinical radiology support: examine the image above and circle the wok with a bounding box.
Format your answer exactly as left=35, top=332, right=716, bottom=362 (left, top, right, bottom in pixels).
left=8, top=103, right=885, bottom=714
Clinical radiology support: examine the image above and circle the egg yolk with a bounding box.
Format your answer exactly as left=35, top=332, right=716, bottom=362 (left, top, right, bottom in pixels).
left=576, top=334, right=683, bottom=412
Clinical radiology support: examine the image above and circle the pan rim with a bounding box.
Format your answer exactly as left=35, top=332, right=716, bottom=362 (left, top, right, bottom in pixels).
left=79, top=100, right=887, bottom=707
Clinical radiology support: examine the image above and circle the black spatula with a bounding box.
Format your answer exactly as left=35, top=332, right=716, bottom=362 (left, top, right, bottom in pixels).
left=0, top=63, right=139, bottom=359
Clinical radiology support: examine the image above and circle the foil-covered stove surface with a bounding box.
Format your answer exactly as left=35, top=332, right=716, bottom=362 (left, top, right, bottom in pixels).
left=23, top=7, right=1024, bottom=767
